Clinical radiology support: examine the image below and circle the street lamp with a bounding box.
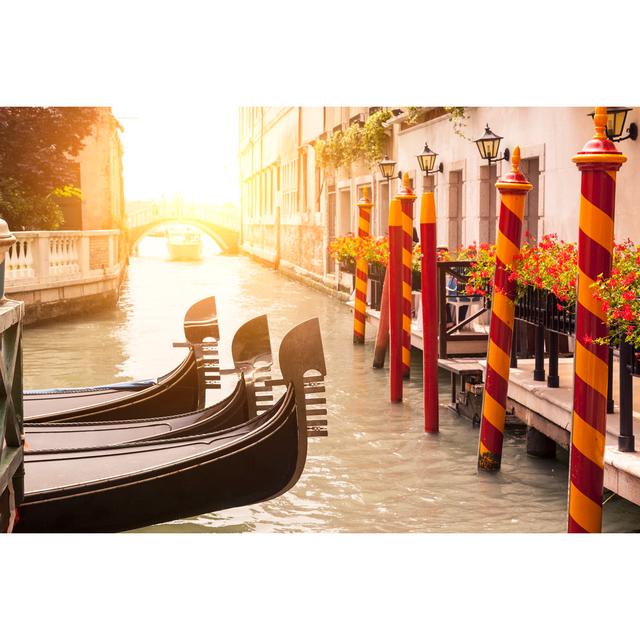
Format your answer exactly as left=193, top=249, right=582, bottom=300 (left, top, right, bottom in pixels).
left=416, top=141, right=444, bottom=176
left=588, top=107, right=638, bottom=142
left=474, top=124, right=510, bottom=165
left=378, top=155, right=402, bottom=235
left=378, top=155, right=399, bottom=181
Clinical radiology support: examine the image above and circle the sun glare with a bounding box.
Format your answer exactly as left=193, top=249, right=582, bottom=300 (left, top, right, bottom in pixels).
left=114, top=105, right=239, bottom=205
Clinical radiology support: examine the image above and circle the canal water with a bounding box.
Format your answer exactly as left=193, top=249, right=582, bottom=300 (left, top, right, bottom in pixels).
left=22, top=235, right=640, bottom=532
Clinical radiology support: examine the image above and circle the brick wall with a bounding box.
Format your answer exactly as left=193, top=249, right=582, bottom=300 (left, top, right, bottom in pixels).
left=89, top=236, right=109, bottom=270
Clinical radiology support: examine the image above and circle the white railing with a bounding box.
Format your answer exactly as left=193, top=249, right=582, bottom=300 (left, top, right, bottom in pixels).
left=5, top=230, right=121, bottom=292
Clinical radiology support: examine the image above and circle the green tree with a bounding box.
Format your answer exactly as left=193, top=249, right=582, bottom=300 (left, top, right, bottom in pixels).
left=0, top=107, right=99, bottom=230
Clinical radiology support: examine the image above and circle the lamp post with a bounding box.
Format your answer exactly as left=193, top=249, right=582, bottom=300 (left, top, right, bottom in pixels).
left=378, top=155, right=398, bottom=183
left=416, top=141, right=444, bottom=177
left=588, top=107, right=637, bottom=143
left=378, top=156, right=401, bottom=211
left=474, top=124, right=510, bottom=165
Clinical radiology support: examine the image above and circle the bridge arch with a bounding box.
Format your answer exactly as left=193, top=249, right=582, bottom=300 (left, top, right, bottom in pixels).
left=128, top=218, right=239, bottom=255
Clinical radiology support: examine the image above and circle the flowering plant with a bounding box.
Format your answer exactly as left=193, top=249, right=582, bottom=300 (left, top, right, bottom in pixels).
left=365, top=236, right=389, bottom=267
left=510, top=233, right=578, bottom=309
left=409, top=243, right=459, bottom=270
left=463, top=243, right=496, bottom=297
left=456, top=243, right=481, bottom=261
left=328, top=233, right=362, bottom=265
left=412, top=243, right=422, bottom=271
left=592, top=239, right=640, bottom=348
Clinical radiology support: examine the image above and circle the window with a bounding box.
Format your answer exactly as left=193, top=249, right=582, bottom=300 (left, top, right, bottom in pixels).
left=282, top=160, right=298, bottom=216
left=300, top=151, right=308, bottom=213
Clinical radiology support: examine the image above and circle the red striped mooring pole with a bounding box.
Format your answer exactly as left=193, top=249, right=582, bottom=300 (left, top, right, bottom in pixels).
left=420, top=190, right=439, bottom=432
left=397, top=172, right=416, bottom=379
left=478, top=146, right=532, bottom=471
left=568, top=107, right=626, bottom=533
left=353, top=186, right=372, bottom=344
left=388, top=198, right=403, bottom=402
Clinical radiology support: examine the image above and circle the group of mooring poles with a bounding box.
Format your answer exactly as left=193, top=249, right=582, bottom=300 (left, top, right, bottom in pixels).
left=362, top=173, right=439, bottom=432
left=353, top=108, right=623, bottom=533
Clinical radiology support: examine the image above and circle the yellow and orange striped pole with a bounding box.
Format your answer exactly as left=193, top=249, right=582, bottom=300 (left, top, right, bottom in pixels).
left=478, top=147, right=532, bottom=471
left=568, top=107, right=626, bottom=533
left=397, top=172, right=416, bottom=378
left=420, top=190, right=439, bottom=432
left=388, top=198, right=404, bottom=402
left=353, top=186, right=372, bottom=344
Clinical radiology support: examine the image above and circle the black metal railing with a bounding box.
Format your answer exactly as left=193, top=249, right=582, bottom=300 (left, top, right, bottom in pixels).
left=618, top=341, right=639, bottom=452
left=514, top=286, right=576, bottom=388
left=368, top=262, right=386, bottom=310
left=437, top=261, right=489, bottom=359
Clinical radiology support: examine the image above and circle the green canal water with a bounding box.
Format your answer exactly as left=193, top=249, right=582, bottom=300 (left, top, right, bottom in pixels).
left=21, top=235, right=640, bottom=532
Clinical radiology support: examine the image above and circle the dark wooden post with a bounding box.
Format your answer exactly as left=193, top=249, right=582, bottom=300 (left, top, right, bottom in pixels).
left=607, top=346, right=615, bottom=414
left=547, top=331, right=559, bottom=388
left=618, top=341, right=635, bottom=452
left=533, top=323, right=545, bottom=381
left=438, top=264, right=448, bottom=359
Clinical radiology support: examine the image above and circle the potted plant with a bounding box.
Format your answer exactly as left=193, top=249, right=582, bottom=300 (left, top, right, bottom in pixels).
left=592, top=239, right=640, bottom=349
left=328, top=233, right=358, bottom=274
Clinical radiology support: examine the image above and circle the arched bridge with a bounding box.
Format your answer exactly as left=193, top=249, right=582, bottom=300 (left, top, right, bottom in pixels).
left=126, top=200, right=240, bottom=254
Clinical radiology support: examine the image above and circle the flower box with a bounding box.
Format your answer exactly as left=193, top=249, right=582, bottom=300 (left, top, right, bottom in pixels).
left=339, top=259, right=356, bottom=275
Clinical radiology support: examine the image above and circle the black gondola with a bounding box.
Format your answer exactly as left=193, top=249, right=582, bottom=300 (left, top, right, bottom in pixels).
left=24, top=377, right=250, bottom=450
left=23, top=300, right=273, bottom=425
left=24, top=296, right=220, bottom=423
left=15, top=318, right=327, bottom=533
left=23, top=314, right=274, bottom=451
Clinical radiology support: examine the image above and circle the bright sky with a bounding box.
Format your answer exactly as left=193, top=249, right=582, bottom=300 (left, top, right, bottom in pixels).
left=113, top=105, right=239, bottom=204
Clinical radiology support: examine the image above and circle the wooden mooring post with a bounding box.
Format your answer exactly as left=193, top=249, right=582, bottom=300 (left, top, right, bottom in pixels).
left=0, top=220, right=24, bottom=534
left=353, top=187, right=372, bottom=344
left=477, top=147, right=532, bottom=471
left=397, top=173, right=416, bottom=379
left=388, top=199, right=403, bottom=403
left=567, top=107, right=626, bottom=533
left=420, top=190, right=439, bottom=432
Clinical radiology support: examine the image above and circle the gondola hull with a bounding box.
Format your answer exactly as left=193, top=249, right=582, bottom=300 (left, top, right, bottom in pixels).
left=24, top=349, right=201, bottom=423
left=23, top=295, right=221, bottom=423
left=24, top=378, right=249, bottom=450
left=15, top=388, right=300, bottom=533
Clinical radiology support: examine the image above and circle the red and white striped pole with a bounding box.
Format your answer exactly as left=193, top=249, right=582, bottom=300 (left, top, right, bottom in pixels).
left=567, top=107, right=626, bottom=533
left=397, top=173, right=416, bottom=379
left=478, top=147, right=532, bottom=471
left=353, top=186, right=372, bottom=344
left=388, top=198, right=403, bottom=402
left=420, top=190, right=439, bottom=432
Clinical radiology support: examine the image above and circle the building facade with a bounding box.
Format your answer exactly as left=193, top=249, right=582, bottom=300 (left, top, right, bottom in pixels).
left=61, top=107, right=125, bottom=231
left=239, top=107, right=640, bottom=283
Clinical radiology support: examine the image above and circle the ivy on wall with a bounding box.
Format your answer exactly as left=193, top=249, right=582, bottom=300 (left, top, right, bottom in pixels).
left=314, top=109, right=392, bottom=173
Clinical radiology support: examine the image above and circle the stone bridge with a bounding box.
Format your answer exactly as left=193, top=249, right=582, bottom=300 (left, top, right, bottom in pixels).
left=126, top=200, right=240, bottom=254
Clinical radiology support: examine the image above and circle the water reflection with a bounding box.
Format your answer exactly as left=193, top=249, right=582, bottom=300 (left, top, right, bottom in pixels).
left=20, top=241, right=640, bottom=532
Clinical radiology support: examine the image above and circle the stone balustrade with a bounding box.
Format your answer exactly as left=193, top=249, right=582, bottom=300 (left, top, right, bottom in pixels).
left=5, top=230, right=120, bottom=291
left=4, top=230, right=124, bottom=324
